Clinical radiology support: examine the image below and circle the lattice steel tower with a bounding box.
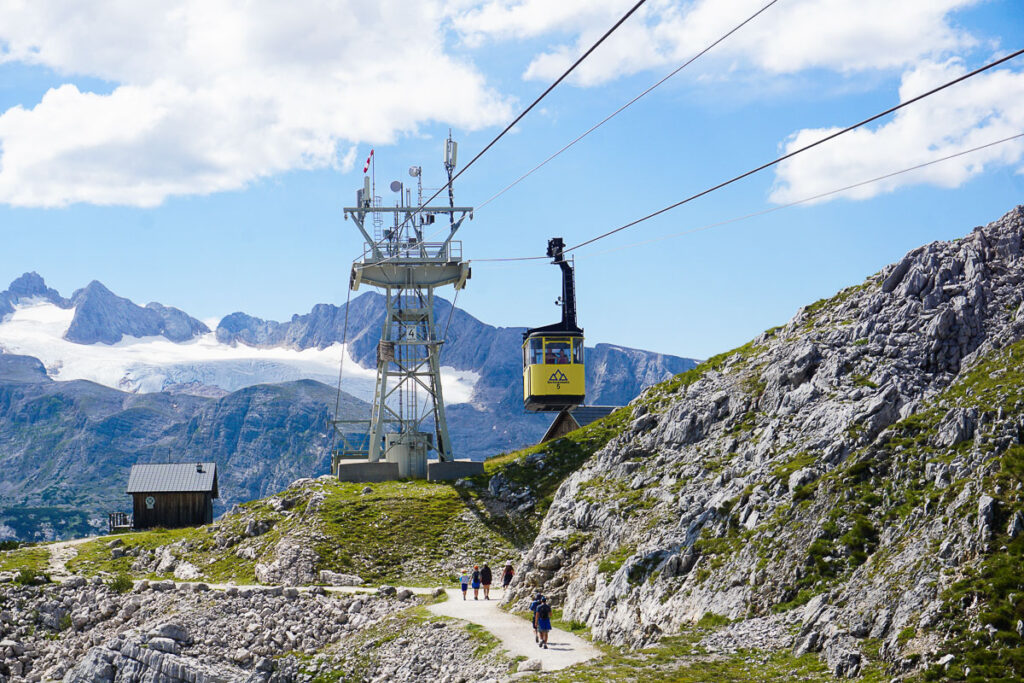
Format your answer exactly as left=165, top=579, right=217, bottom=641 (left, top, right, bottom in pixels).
left=335, top=136, right=471, bottom=479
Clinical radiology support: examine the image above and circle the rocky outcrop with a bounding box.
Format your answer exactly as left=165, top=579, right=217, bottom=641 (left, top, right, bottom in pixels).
left=0, top=565, right=514, bottom=683
left=507, top=206, right=1024, bottom=678
left=4, top=272, right=70, bottom=309
left=254, top=536, right=319, bottom=586
left=0, top=352, right=50, bottom=383
left=319, top=617, right=511, bottom=682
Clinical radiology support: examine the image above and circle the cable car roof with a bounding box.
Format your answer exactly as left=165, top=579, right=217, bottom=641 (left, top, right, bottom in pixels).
left=523, top=320, right=583, bottom=340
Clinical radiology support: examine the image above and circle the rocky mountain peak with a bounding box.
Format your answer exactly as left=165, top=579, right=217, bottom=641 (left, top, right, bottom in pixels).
left=65, top=280, right=210, bottom=345
left=69, top=279, right=113, bottom=304
left=6, top=271, right=70, bottom=307
left=0, top=271, right=71, bottom=318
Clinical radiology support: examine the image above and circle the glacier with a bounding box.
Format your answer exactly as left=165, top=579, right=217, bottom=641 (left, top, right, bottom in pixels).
left=0, top=302, right=479, bottom=404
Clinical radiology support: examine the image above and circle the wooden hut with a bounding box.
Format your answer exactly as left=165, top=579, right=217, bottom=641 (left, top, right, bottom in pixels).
left=540, top=405, right=619, bottom=443
left=126, top=462, right=218, bottom=529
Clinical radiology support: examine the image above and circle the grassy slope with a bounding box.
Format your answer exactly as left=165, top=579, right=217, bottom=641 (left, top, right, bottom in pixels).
left=65, top=480, right=512, bottom=585
left=0, top=545, right=48, bottom=573
left=48, top=405, right=635, bottom=587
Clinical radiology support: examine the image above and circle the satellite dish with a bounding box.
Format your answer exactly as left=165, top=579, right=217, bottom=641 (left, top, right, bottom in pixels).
left=409, top=166, right=421, bottom=178
left=389, top=180, right=403, bottom=193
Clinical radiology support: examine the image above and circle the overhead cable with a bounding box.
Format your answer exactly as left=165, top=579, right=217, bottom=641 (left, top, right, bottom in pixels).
left=469, top=131, right=1024, bottom=263
left=475, top=0, right=782, bottom=212
left=383, top=0, right=649, bottom=239
left=579, top=132, right=1024, bottom=258
left=564, top=47, right=1024, bottom=253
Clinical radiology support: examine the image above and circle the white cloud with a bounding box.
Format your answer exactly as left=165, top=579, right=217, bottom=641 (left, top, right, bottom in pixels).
left=769, top=60, right=1024, bottom=204
left=451, top=0, right=980, bottom=86
left=0, top=1, right=513, bottom=207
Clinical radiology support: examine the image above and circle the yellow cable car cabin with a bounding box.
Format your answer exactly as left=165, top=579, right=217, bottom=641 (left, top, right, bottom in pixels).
left=523, top=331, right=585, bottom=411
left=523, top=237, right=585, bottom=412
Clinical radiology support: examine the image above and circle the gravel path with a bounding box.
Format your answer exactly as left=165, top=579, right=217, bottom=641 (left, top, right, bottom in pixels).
left=428, top=588, right=601, bottom=671
left=45, top=536, right=109, bottom=580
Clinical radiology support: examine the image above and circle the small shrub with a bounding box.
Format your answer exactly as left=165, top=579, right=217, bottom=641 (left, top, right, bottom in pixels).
left=697, top=612, right=731, bottom=628
left=108, top=572, right=134, bottom=594
left=896, top=626, right=916, bottom=646
left=598, top=544, right=636, bottom=575
left=14, top=567, right=50, bottom=586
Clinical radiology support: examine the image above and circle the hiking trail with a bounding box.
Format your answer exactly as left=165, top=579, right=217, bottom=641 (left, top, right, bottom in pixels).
left=428, top=588, right=601, bottom=672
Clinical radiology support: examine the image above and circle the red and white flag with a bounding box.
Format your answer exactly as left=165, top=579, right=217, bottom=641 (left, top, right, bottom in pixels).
left=362, top=149, right=374, bottom=174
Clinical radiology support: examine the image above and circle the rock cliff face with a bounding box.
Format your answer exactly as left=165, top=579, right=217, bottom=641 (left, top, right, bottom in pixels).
left=508, top=206, right=1024, bottom=679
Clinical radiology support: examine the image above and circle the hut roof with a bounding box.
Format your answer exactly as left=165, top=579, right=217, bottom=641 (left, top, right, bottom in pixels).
left=569, top=405, right=619, bottom=428
left=541, top=405, right=620, bottom=443
left=126, top=462, right=218, bottom=497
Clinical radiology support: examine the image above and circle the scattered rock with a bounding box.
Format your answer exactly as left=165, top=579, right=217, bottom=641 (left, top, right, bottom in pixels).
left=318, top=570, right=364, bottom=586
left=519, top=658, right=542, bottom=672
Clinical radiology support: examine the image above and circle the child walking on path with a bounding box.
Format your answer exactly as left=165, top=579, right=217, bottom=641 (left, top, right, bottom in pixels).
left=481, top=564, right=493, bottom=600
left=459, top=569, right=470, bottom=600
left=471, top=565, right=482, bottom=600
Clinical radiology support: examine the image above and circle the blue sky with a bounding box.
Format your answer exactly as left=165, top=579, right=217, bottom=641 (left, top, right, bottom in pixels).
left=0, top=0, right=1021, bottom=360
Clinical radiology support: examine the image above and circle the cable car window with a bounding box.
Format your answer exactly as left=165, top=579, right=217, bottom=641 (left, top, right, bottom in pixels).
left=573, top=338, right=584, bottom=364
left=529, top=339, right=544, bottom=365
left=546, top=340, right=571, bottom=364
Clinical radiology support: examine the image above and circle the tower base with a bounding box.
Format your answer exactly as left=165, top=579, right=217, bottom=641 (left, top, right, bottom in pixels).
left=337, top=460, right=400, bottom=483
left=427, top=460, right=484, bottom=481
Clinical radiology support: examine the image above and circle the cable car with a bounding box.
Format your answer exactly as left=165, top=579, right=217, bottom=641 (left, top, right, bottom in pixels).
left=523, top=238, right=585, bottom=412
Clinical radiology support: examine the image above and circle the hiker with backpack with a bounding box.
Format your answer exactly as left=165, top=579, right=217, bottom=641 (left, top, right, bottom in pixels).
left=536, top=596, right=552, bottom=649
left=528, top=593, right=544, bottom=643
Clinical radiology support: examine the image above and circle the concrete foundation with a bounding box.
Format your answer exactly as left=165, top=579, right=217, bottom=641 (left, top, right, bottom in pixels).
left=427, top=460, right=485, bottom=482
left=337, top=460, right=400, bottom=483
